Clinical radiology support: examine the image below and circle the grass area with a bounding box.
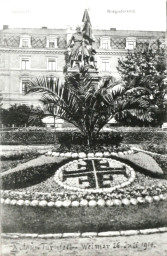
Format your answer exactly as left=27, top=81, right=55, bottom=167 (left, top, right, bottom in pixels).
left=2, top=200, right=167, bottom=234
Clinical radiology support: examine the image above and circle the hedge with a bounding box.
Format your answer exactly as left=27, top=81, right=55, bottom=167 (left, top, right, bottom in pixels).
left=0, top=131, right=56, bottom=145
left=0, top=128, right=167, bottom=145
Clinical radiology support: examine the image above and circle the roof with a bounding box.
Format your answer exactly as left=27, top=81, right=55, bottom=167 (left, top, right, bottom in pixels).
left=0, top=27, right=165, bottom=38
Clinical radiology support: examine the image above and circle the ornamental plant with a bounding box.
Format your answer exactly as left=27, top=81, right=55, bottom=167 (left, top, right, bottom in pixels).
left=26, top=67, right=152, bottom=146
left=117, top=40, right=166, bottom=126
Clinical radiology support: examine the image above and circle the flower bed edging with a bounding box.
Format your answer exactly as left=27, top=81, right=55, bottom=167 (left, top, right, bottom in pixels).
left=2, top=227, right=167, bottom=239
left=1, top=191, right=166, bottom=208
left=46, top=150, right=134, bottom=158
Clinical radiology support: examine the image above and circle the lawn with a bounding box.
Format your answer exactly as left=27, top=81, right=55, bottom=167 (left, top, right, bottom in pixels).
left=2, top=200, right=167, bottom=234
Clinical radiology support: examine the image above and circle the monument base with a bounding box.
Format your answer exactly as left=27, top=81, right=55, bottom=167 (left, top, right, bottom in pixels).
left=67, top=66, right=100, bottom=88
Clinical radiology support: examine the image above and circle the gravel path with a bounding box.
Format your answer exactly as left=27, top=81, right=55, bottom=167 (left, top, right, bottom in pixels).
left=2, top=232, right=167, bottom=256
left=1, top=145, right=54, bottom=152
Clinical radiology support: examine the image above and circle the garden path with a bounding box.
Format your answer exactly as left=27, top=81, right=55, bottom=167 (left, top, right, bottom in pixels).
left=2, top=232, right=167, bottom=256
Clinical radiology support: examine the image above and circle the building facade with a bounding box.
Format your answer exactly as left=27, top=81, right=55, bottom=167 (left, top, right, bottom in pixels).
left=0, top=25, right=165, bottom=108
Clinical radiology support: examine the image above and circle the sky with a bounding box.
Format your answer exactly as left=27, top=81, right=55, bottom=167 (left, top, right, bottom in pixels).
left=0, top=0, right=166, bottom=31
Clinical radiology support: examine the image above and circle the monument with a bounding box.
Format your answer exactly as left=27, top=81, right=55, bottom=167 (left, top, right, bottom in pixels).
left=66, top=9, right=98, bottom=76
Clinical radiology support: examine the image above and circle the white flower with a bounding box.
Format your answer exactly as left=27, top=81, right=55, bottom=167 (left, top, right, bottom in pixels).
left=145, top=196, right=153, bottom=203
left=78, top=152, right=87, bottom=158
left=63, top=200, right=71, bottom=207
left=137, top=197, right=145, bottom=203
left=95, top=152, right=103, bottom=157
left=52, top=152, right=60, bottom=157
left=24, top=200, right=31, bottom=206
left=113, top=199, right=122, bottom=206
left=153, top=196, right=160, bottom=202
left=130, top=198, right=138, bottom=205
left=17, top=200, right=25, bottom=206
left=87, top=153, right=95, bottom=158
left=71, top=201, right=80, bottom=207
left=47, top=202, right=55, bottom=207
left=88, top=200, right=97, bottom=207
left=30, top=200, right=39, bottom=207
left=122, top=198, right=130, bottom=206
left=10, top=199, right=17, bottom=205
left=39, top=200, right=48, bottom=207
left=71, top=153, right=78, bottom=158
left=4, top=198, right=11, bottom=204
left=55, top=201, right=62, bottom=207
left=105, top=200, right=114, bottom=207
left=80, top=199, right=88, bottom=207
left=97, top=199, right=105, bottom=207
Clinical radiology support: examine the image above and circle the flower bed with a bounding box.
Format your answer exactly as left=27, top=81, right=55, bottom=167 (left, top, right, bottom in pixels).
left=53, top=158, right=136, bottom=192
left=1, top=155, right=70, bottom=189
left=1, top=148, right=167, bottom=234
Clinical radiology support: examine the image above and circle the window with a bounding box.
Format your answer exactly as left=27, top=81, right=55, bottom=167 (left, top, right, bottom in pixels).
left=19, top=35, right=31, bottom=48
left=49, top=41, right=55, bottom=48
left=101, top=58, right=110, bottom=72
left=21, top=80, right=30, bottom=95
left=22, top=39, right=29, bottom=47
left=102, top=42, right=109, bottom=49
left=46, top=36, right=57, bottom=48
left=100, top=37, right=110, bottom=49
left=47, top=57, right=57, bottom=71
left=126, top=37, right=136, bottom=50
left=21, top=58, right=30, bottom=70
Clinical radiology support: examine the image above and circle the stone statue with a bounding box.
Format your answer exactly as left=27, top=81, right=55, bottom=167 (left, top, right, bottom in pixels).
left=67, top=26, right=97, bottom=70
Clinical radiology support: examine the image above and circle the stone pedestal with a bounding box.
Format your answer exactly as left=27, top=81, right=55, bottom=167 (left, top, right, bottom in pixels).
left=67, top=66, right=100, bottom=88
left=87, top=68, right=100, bottom=88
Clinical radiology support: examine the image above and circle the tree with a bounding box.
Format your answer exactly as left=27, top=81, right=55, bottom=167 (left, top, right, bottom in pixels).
left=1, top=104, right=44, bottom=127
left=117, top=40, right=166, bottom=126
left=26, top=67, right=152, bottom=146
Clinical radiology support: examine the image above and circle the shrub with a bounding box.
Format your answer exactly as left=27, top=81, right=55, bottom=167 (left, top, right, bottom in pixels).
left=0, top=128, right=166, bottom=145
left=0, top=131, right=56, bottom=145
left=1, top=104, right=44, bottom=127
left=121, top=130, right=167, bottom=144
left=142, top=143, right=167, bottom=155
left=56, top=131, right=123, bottom=147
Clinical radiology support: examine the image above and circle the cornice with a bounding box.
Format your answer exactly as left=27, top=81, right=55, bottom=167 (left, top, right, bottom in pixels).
left=97, top=50, right=127, bottom=55
left=0, top=47, right=127, bottom=55
left=0, top=47, right=66, bottom=54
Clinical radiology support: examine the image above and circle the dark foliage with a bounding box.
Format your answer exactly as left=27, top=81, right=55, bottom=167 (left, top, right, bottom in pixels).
left=1, top=104, right=44, bottom=127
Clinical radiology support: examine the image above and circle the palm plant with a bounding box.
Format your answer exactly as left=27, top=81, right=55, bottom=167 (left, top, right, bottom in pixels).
left=26, top=69, right=152, bottom=146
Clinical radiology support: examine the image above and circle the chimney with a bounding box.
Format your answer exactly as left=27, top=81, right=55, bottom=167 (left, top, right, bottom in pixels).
left=3, top=25, right=9, bottom=30
left=42, top=27, right=47, bottom=29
